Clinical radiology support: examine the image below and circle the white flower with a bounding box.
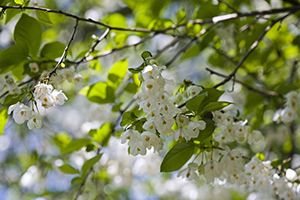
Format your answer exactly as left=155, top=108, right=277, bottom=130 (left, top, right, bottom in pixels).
left=74, top=73, right=83, bottom=83
left=52, top=90, right=68, bottom=105
left=285, top=91, right=299, bottom=109
left=141, top=65, right=160, bottom=80
left=234, top=122, right=248, bottom=144
left=34, top=83, right=53, bottom=99
left=215, top=124, right=235, bottom=143
left=61, top=67, right=75, bottom=82
left=183, top=121, right=206, bottom=141
left=142, top=120, right=156, bottom=132
left=154, top=116, right=174, bottom=135
left=281, top=107, right=297, bottom=123
left=27, top=114, right=42, bottom=129
left=8, top=102, right=32, bottom=124
left=176, top=114, right=189, bottom=128
left=40, top=94, right=55, bottom=108
left=121, top=129, right=147, bottom=156
left=141, top=131, right=163, bottom=152
left=285, top=169, right=297, bottom=182
left=178, top=163, right=199, bottom=179
left=213, top=111, right=233, bottom=126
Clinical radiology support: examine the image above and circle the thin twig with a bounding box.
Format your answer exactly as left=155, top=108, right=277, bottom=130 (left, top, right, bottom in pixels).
left=73, top=148, right=101, bottom=200
left=165, top=26, right=214, bottom=67
left=205, top=67, right=279, bottom=97
left=213, top=13, right=293, bottom=88
left=48, top=19, right=79, bottom=79
left=75, top=28, right=110, bottom=67
left=82, top=33, right=157, bottom=63
left=153, top=37, right=181, bottom=59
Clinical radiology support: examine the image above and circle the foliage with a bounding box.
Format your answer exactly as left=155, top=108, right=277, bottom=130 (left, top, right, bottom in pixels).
left=1, top=0, right=300, bottom=199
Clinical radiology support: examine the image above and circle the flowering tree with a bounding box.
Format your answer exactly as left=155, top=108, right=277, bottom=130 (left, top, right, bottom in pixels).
left=1, top=0, right=300, bottom=199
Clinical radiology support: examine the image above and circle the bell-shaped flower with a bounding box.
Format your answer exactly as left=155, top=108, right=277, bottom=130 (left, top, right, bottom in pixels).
left=52, top=89, right=68, bottom=106
left=8, top=102, right=32, bottom=124
left=27, top=113, right=42, bottom=130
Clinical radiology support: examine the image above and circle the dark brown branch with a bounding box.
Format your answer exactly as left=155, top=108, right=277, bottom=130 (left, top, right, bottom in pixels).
left=213, top=13, right=292, bottom=88
left=165, top=26, right=214, bottom=68
left=205, top=67, right=279, bottom=97
left=0, top=5, right=152, bottom=33
left=48, top=19, right=79, bottom=79
left=75, top=28, right=110, bottom=66
left=2, top=5, right=300, bottom=34
left=153, top=37, right=181, bottom=59
left=81, top=33, right=157, bottom=63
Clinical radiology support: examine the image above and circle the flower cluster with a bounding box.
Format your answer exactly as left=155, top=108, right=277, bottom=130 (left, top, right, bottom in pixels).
left=121, top=64, right=206, bottom=155
left=0, top=74, right=21, bottom=95
left=33, top=83, right=67, bottom=108
left=213, top=110, right=266, bottom=152
left=175, top=114, right=206, bottom=141
left=50, top=67, right=83, bottom=86
left=136, top=65, right=179, bottom=135
left=121, top=129, right=163, bottom=156
left=8, top=102, right=42, bottom=130
left=274, top=91, right=299, bottom=124
left=8, top=83, right=67, bottom=130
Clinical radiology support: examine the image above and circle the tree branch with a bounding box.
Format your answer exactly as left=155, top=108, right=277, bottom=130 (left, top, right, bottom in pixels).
left=2, top=5, right=300, bottom=34
left=75, top=28, right=110, bottom=67
left=205, top=67, right=279, bottom=97
left=213, top=12, right=293, bottom=88
left=48, top=19, right=79, bottom=79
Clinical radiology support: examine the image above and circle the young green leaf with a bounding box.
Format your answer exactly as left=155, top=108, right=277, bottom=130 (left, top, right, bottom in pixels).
left=59, top=164, right=79, bottom=174
left=0, top=109, right=8, bottom=135
left=62, top=138, right=91, bottom=154
left=14, top=14, right=42, bottom=56
left=89, top=123, right=112, bottom=146
left=160, top=141, right=194, bottom=172
left=201, top=101, right=231, bottom=114
left=41, top=41, right=65, bottom=59
left=107, top=59, right=128, bottom=88
left=86, top=82, right=115, bottom=104
left=81, top=154, right=102, bottom=177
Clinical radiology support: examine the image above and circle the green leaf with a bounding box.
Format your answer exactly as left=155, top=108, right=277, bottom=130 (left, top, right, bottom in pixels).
left=103, top=13, right=127, bottom=28
left=0, top=109, right=8, bottom=135
left=14, top=0, right=26, bottom=5
left=107, top=59, right=128, bottom=88
left=89, top=123, right=112, bottom=146
left=201, top=101, right=231, bottom=114
left=40, top=41, right=65, bottom=59
left=14, top=14, right=42, bottom=56
left=85, top=82, right=115, bottom=104
left=121, top=111, right=138, bottom=126
left=36, top=11, right=53, bottom=24
left=197, top=119, right=215, bottom=141
left=186, top=92, right=208, bottom=113
left=0, top=43, right=28, bottom=74
left=71, top=176, right=82, bottom=186
left=160, top=141, right=194, bottom=172
left=59, top=164, right=79, bottom=174
left=62, top=138, right=91, bottom=154
left=81, top=154, right=102, bottom=177
left=129, top=63, right=145, bottom=73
